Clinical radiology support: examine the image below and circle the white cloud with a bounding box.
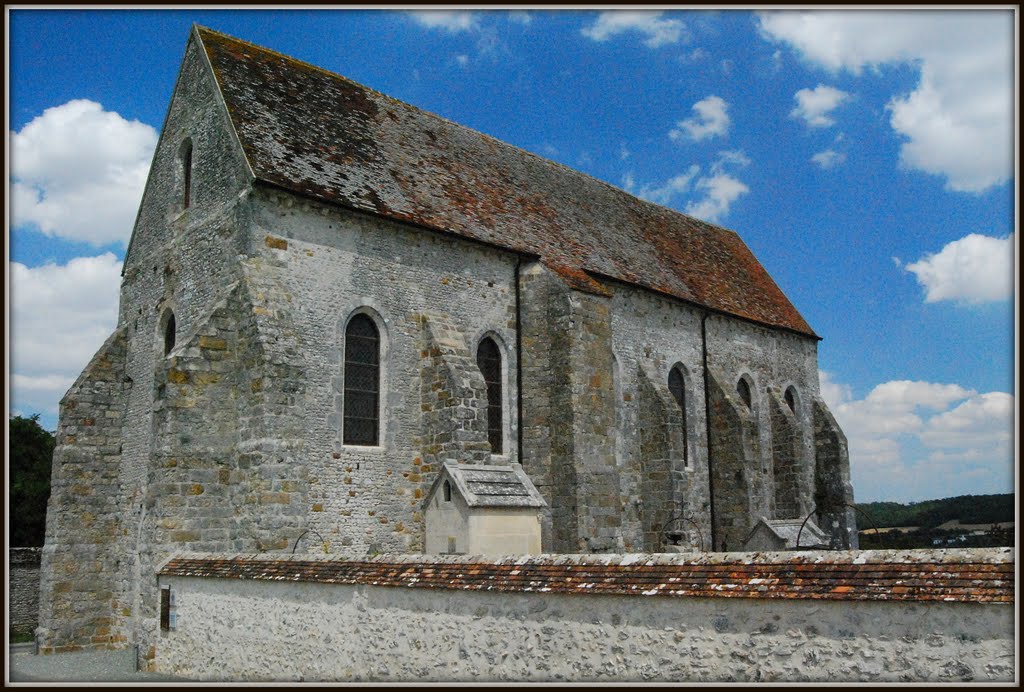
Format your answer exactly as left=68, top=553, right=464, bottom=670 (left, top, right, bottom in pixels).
left=670, top=95, right=730, bottom=142
left=507, top=11, right=532, bottom=25
left=811, top=149, right=847, bottom=169
left=685, top=174, right=749, bottom=224
left=904, top=233, right=1014, bottom=304
left=920, top=392, right=1014, bottom=450
left=684, top=150, right=750, bottom=223
left=408, top=11, right=478, bottom=32
left=10, top=99, right=157, bottom=246
left=630, top=151, right=750, bottom=223
left=759, top=11, right=1012, bottom=192
left=820, top=371, right=1014, bottom=502
left=10, top=253, right=123, bottom=416
left=634, top=165, right=700, bottom=206
left=581, top=11, right=685, bottom=48
left=455, top=54, right=470, bottom=67
left=791, top=84, right=850, bottom=127
left=818, top=370, right=854, bottom=411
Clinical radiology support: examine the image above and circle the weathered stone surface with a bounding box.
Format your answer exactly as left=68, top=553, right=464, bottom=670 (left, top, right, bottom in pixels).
left=41, top=26, right=857, bottom=658
left=151, top=549, right=1014, bottom=682
left=9, top=548, right=42, bottom=636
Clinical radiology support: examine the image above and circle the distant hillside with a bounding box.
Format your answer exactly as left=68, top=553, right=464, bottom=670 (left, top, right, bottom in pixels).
left=855, top=494, right=1014, bottom=530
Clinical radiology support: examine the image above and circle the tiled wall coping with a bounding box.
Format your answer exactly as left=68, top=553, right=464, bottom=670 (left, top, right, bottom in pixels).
left=160, top=547, right=1013, bottom=604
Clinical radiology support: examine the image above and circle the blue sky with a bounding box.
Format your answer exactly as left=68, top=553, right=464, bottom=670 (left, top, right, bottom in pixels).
left=7, top=9, right=1017, bottom=503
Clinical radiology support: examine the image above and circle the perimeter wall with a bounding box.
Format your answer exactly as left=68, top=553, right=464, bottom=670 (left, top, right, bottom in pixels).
left=151, top=548, right=1015, bottom=683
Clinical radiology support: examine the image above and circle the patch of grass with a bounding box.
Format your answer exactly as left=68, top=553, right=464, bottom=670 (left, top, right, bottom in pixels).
left=10, top=631, right=34, bottom=644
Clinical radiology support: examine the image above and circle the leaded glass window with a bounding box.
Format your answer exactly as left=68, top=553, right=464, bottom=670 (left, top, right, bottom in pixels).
left=668, top=367, right=689, bottom=467
left=344, top=314, right=379, bottom=446
left=477, top=337, right=503, bottom=454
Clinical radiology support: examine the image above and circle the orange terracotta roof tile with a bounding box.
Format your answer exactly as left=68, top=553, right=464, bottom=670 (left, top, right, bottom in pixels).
left=159, top=549, right=1013, bottom=604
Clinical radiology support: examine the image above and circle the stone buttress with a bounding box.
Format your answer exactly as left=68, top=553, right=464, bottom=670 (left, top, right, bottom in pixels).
left=519, top=263, right=622, bottom=552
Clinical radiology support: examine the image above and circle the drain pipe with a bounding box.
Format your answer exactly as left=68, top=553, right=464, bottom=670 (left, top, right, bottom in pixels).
left=515, top=256, right=524, bottom=465
left=701, top=312, right=717, bottom=551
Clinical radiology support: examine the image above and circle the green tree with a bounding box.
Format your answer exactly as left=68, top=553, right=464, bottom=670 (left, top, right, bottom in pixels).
left=9, top=414, right=55, bottom=546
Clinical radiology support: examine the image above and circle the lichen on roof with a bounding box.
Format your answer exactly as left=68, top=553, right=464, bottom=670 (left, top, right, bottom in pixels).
left=196, top=25, right=818, bottom=338
left=160, top=548, right=1015, bottom=604
left=425, top=462, right=547, bottom=509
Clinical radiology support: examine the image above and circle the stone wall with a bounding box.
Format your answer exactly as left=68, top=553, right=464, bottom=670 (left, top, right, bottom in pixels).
left=153, top=550, right=1015, bottom=683
left=38, top=329, right=130, bottom=652
left=769, top=389, right=807, bottom=520
left=609, top=284, right=710, bottom=552
left=9, top=548, right=42, bottom=636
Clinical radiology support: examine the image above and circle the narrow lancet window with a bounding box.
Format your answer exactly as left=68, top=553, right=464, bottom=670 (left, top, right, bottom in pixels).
left=181, top=139, right=193, bottom=209
left=737, top=377, right=752, bottom=410
left=784, top=386, right=797, bottom=413
left=343, top=314, right=380, bottom=446
left=477, top=337, right=503, bottom=454
left=163, top=312, right=176, bottom=356
left=668, top=367, right=690, bottom=467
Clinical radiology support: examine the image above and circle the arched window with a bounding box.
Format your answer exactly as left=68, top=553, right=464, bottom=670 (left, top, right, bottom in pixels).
left=737, top=377, right=752, bottom=410
left=784, top=386, right=797, bottom=413
left=343, top=314, right=380, bottom=446
left=477, top=337, right=503, bottom=454
left=443, top=480, right=452, bottom=502
left=163, top=311, right=176, bottom=356
left=668, top=366, right=690, bottom=468
left=181, top=139, right=193, bottom=209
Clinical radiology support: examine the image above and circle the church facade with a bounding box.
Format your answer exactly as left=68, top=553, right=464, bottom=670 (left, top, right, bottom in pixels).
left=39, top=26, right=855, bottom=652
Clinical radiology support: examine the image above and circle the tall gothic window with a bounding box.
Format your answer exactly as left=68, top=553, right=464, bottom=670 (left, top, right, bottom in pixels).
left=181, top=139, right=193, bottom=209
left=737, top=377, right=752, bottom=410
left=477, top=337, right=503, bottom=454
left=344, top=314, right=380, bottom=446
left=668, top=366, right=689, bottom=467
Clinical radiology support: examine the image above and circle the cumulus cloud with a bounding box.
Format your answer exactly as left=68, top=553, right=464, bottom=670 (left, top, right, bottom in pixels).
left=684, top=150, right=750, bottom=223
left=408, top=11, right=478, bottom=32
left=581, top=11, right=686, bottom=48
left=920, top=392, right=1014, bottom=450
left=820, top=371, right=1014, bottom=502
left=811, top=149, right=847, bottom=169
left=631, top=165, right=700, bottom=206
left=904, top=233, right=1014, bottom=304
left=685, top=175, right=749, bottom=224
left=10, top=99, right=157, bottom=246
left=791, top=84, right=850, bottom=127
left=759, top=10, right=1012, bottom=192
left=10, top=253, right=123, bottom=416
left=669, top=96, right=730, bottom=142
left=628, top=151, right=750, bottom=223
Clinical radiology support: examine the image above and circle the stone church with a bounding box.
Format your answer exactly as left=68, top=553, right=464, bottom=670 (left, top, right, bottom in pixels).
left=39, top=26, right=855, bottom=651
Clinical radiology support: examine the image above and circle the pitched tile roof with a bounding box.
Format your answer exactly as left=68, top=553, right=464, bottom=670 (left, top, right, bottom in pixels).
left=195, top=26, right=818, bottom=338
left=159, top=549, right=1013, bottom=604
left=751, top=518, right=829, bottom=548
left=426, top=462, right=548, bottom=509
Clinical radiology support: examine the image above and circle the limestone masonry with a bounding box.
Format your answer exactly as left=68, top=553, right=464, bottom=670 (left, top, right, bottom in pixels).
left=39, top=25, right=856, bottom=657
